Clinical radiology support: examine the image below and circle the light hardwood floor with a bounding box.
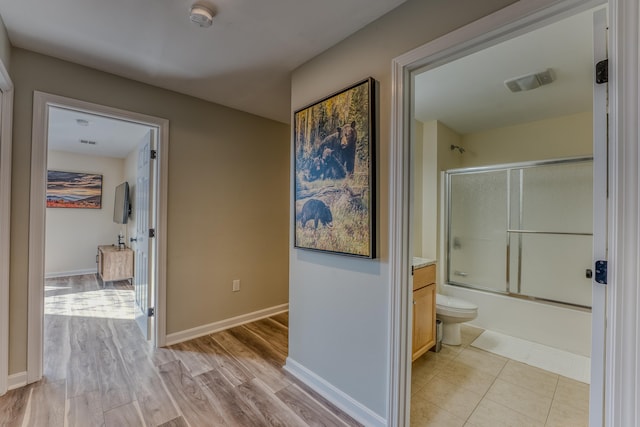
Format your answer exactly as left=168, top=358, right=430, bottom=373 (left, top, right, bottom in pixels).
left=0, top=274, right=361, bottom=427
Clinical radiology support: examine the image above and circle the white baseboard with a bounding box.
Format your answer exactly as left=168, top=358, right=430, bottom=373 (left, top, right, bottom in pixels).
left=165, top=303, right=288, bottom=346
left=284, top=357, right=386, bottom=427
left=45, top=269, right=96, bottom=279
left=8, top=371, right=27, bottom=391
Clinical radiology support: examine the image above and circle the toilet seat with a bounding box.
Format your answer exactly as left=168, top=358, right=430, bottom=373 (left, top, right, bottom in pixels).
left=436, top=294, right=478, bottom=317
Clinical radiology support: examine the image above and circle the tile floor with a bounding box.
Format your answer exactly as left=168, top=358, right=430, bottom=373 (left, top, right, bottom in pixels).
left=471, top=329, right=590, bottom=383
left=411, top=325, right=589, bottom=427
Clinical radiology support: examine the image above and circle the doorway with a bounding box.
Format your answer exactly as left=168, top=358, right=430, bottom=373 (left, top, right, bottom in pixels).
left=388, top=1, right=608, bottom=426
left=27, top=92, right=169, bottom=383
left=0, top=68, right=13, bottom=396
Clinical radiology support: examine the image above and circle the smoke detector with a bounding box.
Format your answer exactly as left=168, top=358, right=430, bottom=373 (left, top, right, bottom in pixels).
left=504, top=69, right=555, bottom=92
left=190, top=5, right=214, bottom=28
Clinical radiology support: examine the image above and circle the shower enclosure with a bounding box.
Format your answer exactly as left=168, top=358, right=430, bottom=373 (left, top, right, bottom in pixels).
left=445, top=157, right=593, bottom=309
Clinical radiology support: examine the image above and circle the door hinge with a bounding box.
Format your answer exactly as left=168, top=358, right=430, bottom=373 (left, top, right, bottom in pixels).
left=149, top=228, right=156, bottom=238
left=595, top=59, right=608, bottom=84
left=150, top=149, right=157, bottom=160
left=595, top=260, right=607, bottom=284
left=147, top=307, right=155, bottom=317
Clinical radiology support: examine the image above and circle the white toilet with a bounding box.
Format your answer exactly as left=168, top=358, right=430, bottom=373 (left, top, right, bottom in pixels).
left=436, top=294, right=478, bottom=345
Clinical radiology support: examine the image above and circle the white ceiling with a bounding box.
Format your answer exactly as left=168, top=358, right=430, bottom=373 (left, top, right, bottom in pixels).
left=413, top=7, right=599, bottom=134
left=0, top=0, right=406, bottom=124
left=48, top=107, right=151, bottom=158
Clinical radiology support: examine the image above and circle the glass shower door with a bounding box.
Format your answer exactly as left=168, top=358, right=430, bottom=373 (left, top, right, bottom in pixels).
left=448, top=170, right=508, bottom=293
left=510, top=161, right=593, bottom=307
left=446, top=158, right=593, bottom=308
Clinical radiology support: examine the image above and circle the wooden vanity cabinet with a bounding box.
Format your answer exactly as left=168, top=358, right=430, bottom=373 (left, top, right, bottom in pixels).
left=412, top=263, right=436, bottom=361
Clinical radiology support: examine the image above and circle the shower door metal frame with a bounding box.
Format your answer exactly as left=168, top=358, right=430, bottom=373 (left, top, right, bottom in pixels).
left=444, top=155, right=594, bottom=310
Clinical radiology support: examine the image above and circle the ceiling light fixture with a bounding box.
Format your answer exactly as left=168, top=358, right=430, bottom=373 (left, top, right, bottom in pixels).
left=504, top=69, right=555, bottom=92
left=76, top=118, right=90, bottom=126
left=190, top=5, right=215, bottom=28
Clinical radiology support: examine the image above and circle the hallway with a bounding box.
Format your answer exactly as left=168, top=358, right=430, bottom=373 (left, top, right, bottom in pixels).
left=0, top=274, right=359, bottom=426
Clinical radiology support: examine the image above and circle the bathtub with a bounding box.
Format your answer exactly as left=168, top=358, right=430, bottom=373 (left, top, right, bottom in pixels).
left=442, top=283, right=592, bottom=357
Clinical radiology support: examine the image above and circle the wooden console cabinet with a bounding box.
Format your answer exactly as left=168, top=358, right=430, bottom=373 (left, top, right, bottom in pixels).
left=412, top=263, right=436, bottom=361
left=98, top=245, right=134, bottom=282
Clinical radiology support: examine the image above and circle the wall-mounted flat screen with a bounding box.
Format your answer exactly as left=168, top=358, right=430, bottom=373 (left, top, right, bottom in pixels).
left=113, top=182, right=130, bottom=224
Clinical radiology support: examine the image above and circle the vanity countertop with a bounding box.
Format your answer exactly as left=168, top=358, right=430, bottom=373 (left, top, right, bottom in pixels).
left=412, top=257, right=437, bottom=269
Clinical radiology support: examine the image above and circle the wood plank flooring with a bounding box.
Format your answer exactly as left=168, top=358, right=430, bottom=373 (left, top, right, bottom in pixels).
left=0, top=274, right=360, bottom=427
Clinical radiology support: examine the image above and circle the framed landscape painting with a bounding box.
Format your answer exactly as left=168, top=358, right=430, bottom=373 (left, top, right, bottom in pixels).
left=47, top=170, right=103, bottom=209
left=294, top=77, right=376, bottom=258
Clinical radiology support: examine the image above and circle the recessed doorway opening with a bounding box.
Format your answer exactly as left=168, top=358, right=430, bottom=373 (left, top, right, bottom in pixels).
left=28, top=92, right=169, bottom=384
left=388, top=0, right=608, bottom=425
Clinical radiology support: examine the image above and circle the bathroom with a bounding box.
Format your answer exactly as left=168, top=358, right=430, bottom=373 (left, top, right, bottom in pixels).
left=409, top=5, right=602, bottom=426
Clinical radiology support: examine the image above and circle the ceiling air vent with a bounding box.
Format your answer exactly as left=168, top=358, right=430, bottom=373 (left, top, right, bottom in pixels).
left=504, top=69, right=555, bottom=92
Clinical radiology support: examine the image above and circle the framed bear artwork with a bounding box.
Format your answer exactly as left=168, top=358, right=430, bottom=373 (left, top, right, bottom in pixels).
left=293, top=77, right=376, bottom=258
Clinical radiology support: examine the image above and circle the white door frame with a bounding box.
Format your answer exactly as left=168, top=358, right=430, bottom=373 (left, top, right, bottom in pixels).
left=0, top=60, right=13, bottom=396
left=28, top=92, right=169, bottom=383
left=590, top=8, right=607, bottom=425
left=387, top=0, right=633, bottom=425
left=605, top=0, right=640, bottom=424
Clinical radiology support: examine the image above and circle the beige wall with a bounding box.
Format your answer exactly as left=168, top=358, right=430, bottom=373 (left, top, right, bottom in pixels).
left=412, top=120, right=463, bottom=280
left=45, top=151, right=125, bottom=276
left=289, top=0, right=517, bottom=418
left=9, top=48, right=290, bottom=374
left=412, top=120, right=424, bottom=257
left=0, top=15, right=9, bottom=71
left=413, top=120, right=450, bottom=260
left=435, top=122, right=464, bottom=270
left=461, top=111, right=593, bottom=167
left=437, top=121, right=464, bottom=170
left=418, top=120, right=462, bottom=283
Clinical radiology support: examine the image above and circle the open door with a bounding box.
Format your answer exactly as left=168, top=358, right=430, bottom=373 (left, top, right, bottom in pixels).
left=134, top=130, right=156, bottom=341
left=0, top=88, right=9, bottom=396
left=590, top=7, right=608, bottom=427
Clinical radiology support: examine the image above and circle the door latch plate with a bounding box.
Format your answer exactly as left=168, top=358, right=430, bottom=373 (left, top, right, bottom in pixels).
left=595, top=59, right=608, bottom=84
left=595, top=260, right=607, bottom=284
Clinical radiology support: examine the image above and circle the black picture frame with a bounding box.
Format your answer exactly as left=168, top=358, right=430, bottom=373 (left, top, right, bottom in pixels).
left=293, top=77, right=376, bottom=258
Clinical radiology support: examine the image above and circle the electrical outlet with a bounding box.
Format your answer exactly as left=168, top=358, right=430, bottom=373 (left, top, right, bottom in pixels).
left=232, top=279, right=240, bottom=292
